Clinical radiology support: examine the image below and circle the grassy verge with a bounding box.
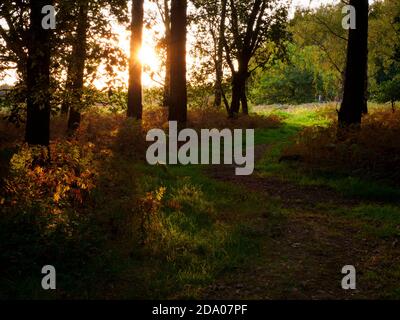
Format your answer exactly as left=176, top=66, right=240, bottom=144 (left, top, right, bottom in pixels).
left=253, top=104, right=400, bottom=203
left=0, top=108, right=280, bottom=299
left=106, top=163, right=273, bottom=299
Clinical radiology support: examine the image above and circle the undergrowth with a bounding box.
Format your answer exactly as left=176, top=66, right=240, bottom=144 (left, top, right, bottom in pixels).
left=0, top=106, right=278, bottom=299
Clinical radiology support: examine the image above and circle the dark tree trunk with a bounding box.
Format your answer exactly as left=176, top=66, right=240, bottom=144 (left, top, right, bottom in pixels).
left=338, top=0, right=369, bottom=127
left=163, top=0, right=171, bottom=108
left=229, top=61, right=248, bottom=117
left=61, top=89, right=69, bottom=114
left=64, top=1, right=89, bottom=132
left=241, top=85, right=249, bottom=115
left=169, top=0, right=187, bottom=123
left=68, top=3, right=88, bottom=131
left=230, top=73, right=242, bottom=117
left=214, top=65, right=223, bottom=107
left=214, top=0, right=227, bottom=108
left=127, top=0, right=144, bottom=119
left=61, top=60, right=73, bottom=115
left=25, top=0, right=52, bottom=146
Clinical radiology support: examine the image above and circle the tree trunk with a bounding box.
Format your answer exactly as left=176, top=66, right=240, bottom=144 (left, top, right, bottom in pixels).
left=25, top=0, right=52, bottom=146
left=169, top=0, right=187, bottom=123
left=338, top=0, right=369, bottom=127
left=214, top=63, right=223, bottom=107
left=127, top=0, right=144, bottom=119
left=214, top=0, right=227, bottom=107
left=163, top=0, right=171, bottom=108
left=64, top=1, right=89, bottom=132
left=229, top=62, right=248, bottom=117
left=230, top=73, right=242, bottom=117
left=241, top=85, right=249, bottom=115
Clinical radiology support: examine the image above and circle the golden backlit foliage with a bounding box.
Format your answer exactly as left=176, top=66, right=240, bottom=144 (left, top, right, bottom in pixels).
left=0, top=106, right=281, bottom=243
left=284, top=107, right=400, bottom=183
left=3, top=142, right=97, bottom=230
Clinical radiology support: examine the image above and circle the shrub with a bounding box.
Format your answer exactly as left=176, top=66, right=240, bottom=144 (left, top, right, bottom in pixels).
left=0, top=141, right=102, bottom=298
left=283, top=108, right=400, bottom=184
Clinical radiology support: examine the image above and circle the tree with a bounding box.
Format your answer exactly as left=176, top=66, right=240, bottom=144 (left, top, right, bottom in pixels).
left=192, top=0, right=228, bottom=108
left=169, top=0, right=187, bottom=123
left=338, top=0, right=369, bottom=127
left=25, top=0, right=53, bottom=146
left=128, top=0, right=144, bottom=119
left=369, top=0, right=400, bottom=110
left=152, top=0, right=172, bottom=107
left=250, top=43, right=337, bottom=105
left=223, top=0, right=289, bottom=117
left=64, top=0, right=89, bottom=132
left=0, top=0, right=128, bottom=131
left=290, top=4, right=348, bottom=100
left=0, top=1, right=29, bottom=83
left=214, top=0, right=227, bottom=108
left=161, top=0, right=172, bottom=108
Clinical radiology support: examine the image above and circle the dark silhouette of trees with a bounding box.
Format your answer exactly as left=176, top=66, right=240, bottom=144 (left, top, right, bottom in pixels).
left=169, top=0, right=187, bottom=123
left=214, top=0, right=227, bottom=108
left=154, top=0, right=172, bottom=107
left=64, top=0, right=89, bottom=132
left=162, top=0, right=172, bottom=108
left=223, top=0, right=289, bottom=117
left=192, top=0, right=229, bottom=110
left=339, top=0, right=369, bottom=127
left=60, top=0, right=128, bottom=128
left=128, top=0, right=144, bottom=119
left=25, top=0, right=53, bottom=146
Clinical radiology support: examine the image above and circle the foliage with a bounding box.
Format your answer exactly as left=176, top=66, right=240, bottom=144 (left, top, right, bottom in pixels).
left=250, top=0, right=400, bottom=106
left=284, top=108, right=400, bottom=184
left=250, top=43, right=339, bottom=105
left=374, top=74, right=400, bottom=107
left=0, top=140, right=104, bottom=298
left=4, top=142, right=96, bottom=208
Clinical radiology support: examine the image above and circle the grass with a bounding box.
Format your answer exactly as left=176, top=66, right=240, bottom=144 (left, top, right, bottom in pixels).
left=2, top=103, right=400, bottom=299
left=1, top=108, right=280, bottom=299
left=117, top=103, right=400, bottom=299
left=339, top=204, right=400, bottom=238
left=103, top=163, right=269, bottom=299
left=253, top=104, right=400, bottom=203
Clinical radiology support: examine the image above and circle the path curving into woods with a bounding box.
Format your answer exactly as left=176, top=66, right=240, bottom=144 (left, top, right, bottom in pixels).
left=201, top=144, right=400, bottom=299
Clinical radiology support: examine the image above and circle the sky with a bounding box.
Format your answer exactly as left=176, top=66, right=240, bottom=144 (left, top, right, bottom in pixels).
left=1, top=0, right=340, bottom=87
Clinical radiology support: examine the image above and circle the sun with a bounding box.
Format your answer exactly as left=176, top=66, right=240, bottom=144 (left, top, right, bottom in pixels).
left=94, top=23, right=163, bottom=89
left=138, top=45, right=158, bottom=67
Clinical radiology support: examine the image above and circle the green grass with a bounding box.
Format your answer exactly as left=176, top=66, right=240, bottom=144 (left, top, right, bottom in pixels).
left=337, top=204, right=400, bottom=238
left=253, top=106, right=400, bottom=203
left=110, top=163, right=271, bottom=299
left=254, top=107, right=332, bottom=173
left=124, top=103, right=400, bottom=298
left=3, top=103, right=400, bottom=299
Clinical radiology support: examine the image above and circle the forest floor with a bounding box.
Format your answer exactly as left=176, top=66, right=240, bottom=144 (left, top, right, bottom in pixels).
left=197, top=106, right=400, bottom=299
left=198, top=105, right=400, bottom=299
left=109, top=104, right=400, bottom=300
left=201, top=146, right=400, bottom=299
left=2, top=103, right=400, bottom=299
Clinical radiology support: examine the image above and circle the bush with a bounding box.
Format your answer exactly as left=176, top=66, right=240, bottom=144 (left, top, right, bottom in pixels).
left=0, top=141, right=104, bottom=298
left=283, top=108, right=400, bottom=184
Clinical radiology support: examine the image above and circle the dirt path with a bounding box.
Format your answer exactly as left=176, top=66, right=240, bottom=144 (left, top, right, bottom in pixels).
left=201, top=144, right=400, bottom=299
